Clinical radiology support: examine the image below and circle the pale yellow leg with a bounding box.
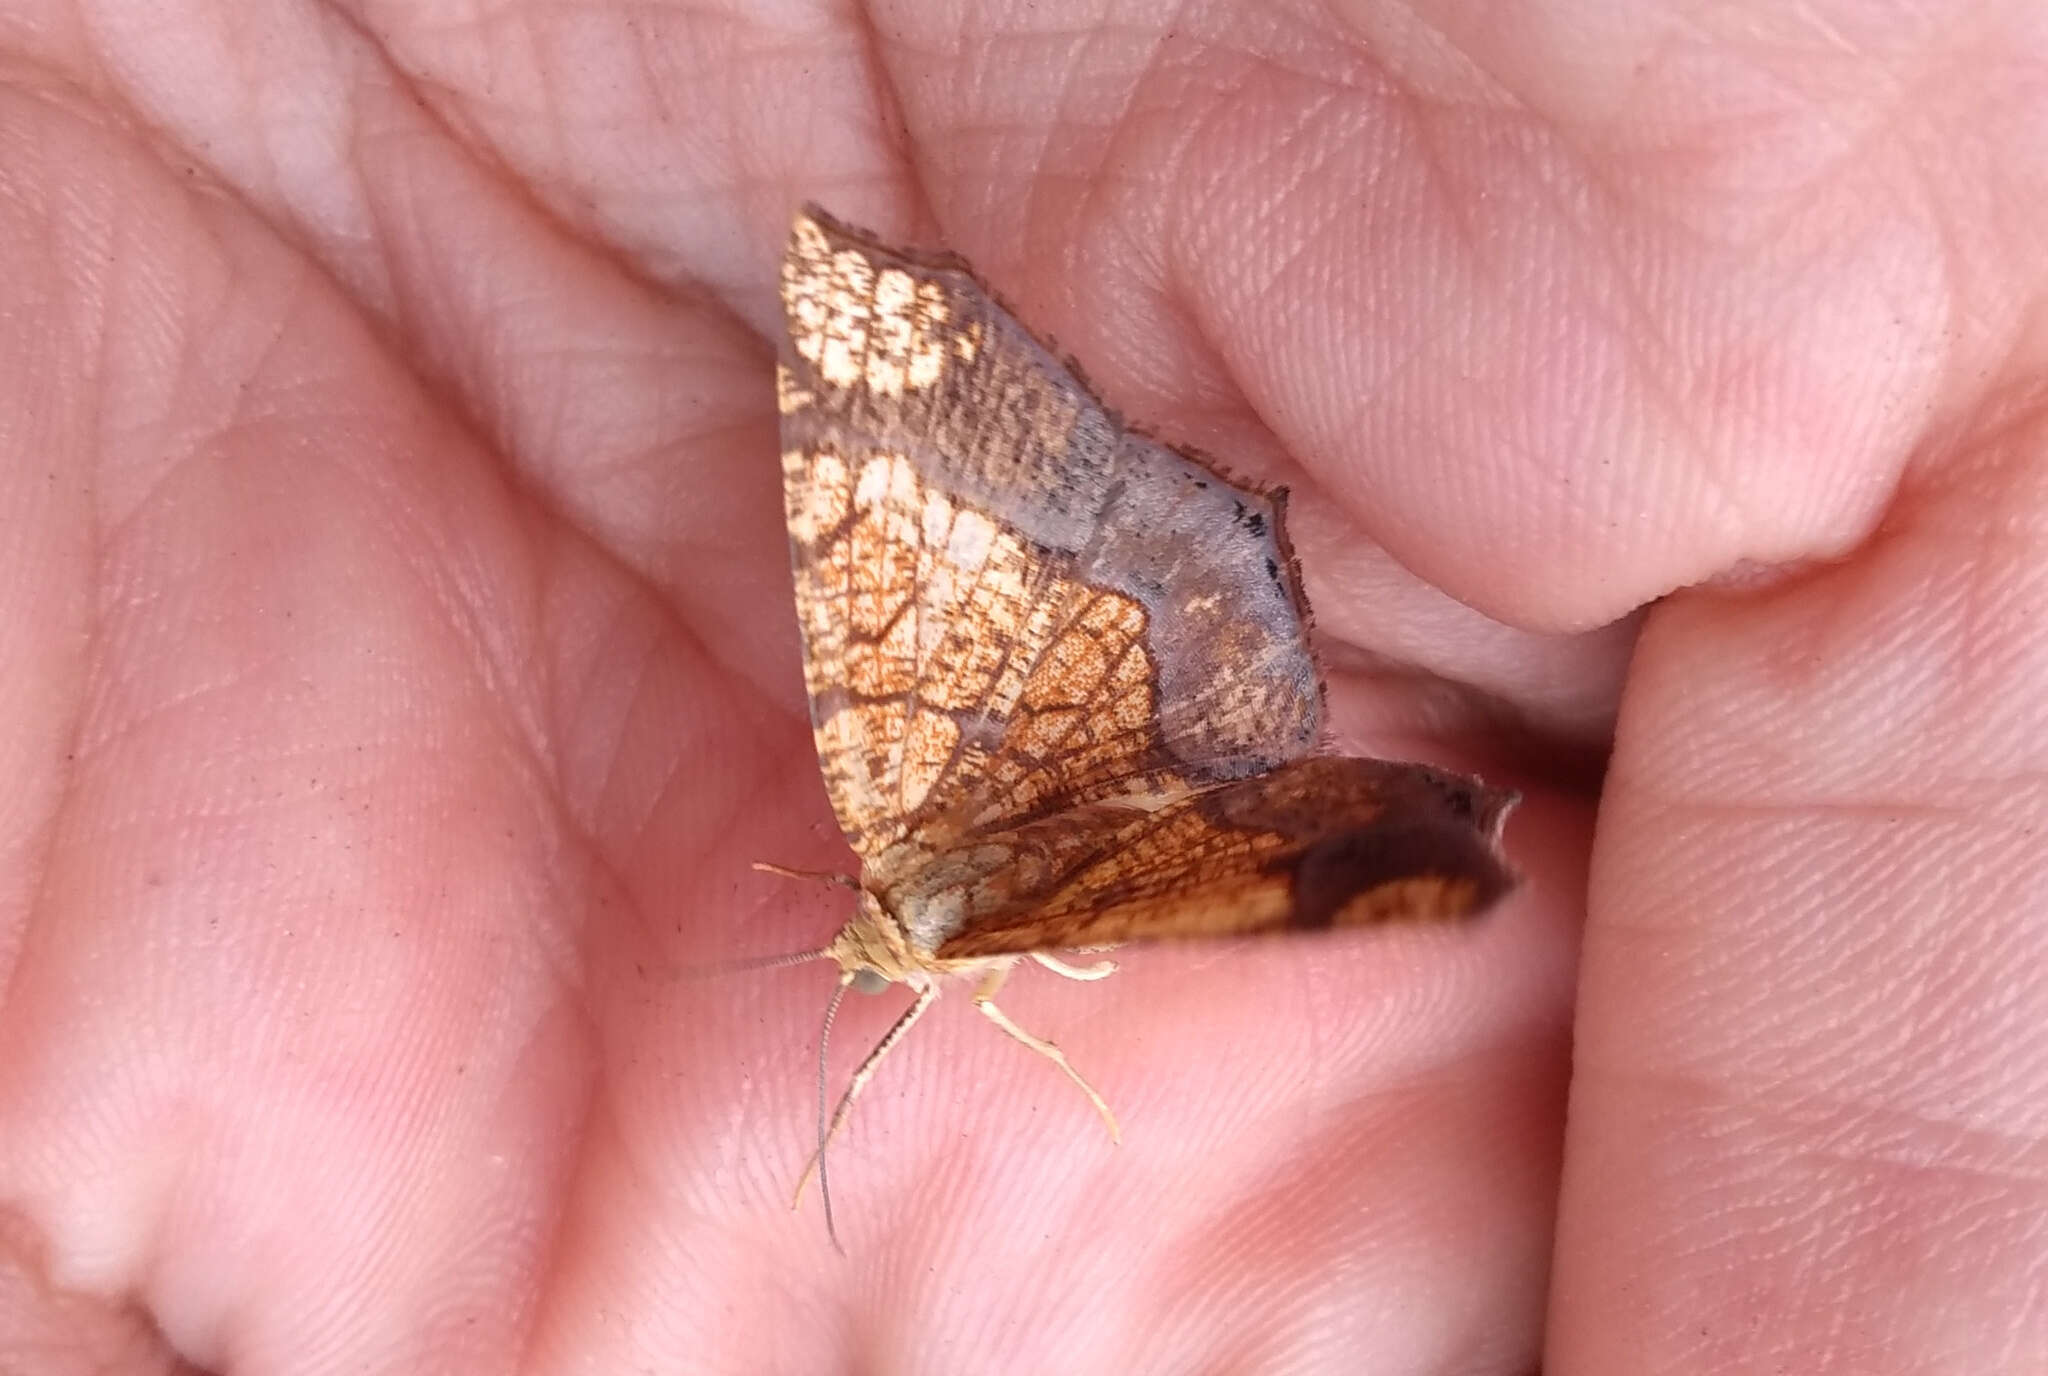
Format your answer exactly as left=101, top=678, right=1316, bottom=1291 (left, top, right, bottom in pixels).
left=751, top=859, right=859, bottom=891
left=973, top=967, right=1120, bottom=1144
left=792, top=984, right=938, bottom=1208
left=1029, top=950, right=1118, bottom=981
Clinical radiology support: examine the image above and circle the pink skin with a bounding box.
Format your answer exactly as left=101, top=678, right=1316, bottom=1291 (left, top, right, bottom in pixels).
left=0, top=3, right=2043, bottom=1373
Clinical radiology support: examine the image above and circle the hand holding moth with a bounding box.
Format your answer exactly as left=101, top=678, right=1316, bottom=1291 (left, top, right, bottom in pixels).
left=0, top=5, right=2041, bottom=1375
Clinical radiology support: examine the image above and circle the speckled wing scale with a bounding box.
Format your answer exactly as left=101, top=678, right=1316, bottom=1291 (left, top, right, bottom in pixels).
left=773, top=204, right=1517, bottom=1232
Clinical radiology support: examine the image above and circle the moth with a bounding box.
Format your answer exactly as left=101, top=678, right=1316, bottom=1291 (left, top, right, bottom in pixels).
left=764, top=205, right=1517, bottom=1240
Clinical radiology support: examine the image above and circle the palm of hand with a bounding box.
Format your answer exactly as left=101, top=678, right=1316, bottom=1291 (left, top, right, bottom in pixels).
left=1, top=5, right=2042, bottom=1374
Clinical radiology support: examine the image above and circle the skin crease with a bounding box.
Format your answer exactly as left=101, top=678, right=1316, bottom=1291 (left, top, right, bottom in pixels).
left=0, top=0, right=2044, bottom=1372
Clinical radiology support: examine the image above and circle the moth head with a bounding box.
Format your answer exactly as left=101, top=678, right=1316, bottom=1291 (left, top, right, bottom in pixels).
left=825, top=889, right=916, bottom=991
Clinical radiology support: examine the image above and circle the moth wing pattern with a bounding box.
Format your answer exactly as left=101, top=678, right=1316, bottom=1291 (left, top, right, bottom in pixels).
left=778, top=206, right=1325, bottom=871
left=876, top=756, right=1518, bottom=959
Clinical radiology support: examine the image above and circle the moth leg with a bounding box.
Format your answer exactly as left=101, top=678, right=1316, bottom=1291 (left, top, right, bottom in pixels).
left=973, top=968, right=1121, bottom=1144
left=792, top=983, right=939, bottom=1209
left=750, top=859, right=860, bottom=891
left=1029, top=950, right=1118, bottom=981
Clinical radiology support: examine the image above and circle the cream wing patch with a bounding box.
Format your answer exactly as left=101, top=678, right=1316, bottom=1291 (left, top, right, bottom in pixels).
left=782, top=218, right=975, bottom=397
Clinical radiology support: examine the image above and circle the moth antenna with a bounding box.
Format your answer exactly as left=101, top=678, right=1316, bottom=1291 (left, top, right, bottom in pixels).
left=817, top=972, right=855, bottom=1254
left=682, top=861, right=857, bottom=978
left=680, top=947, right=835, bottom=980
left=752, top=860, right=861, bottom=891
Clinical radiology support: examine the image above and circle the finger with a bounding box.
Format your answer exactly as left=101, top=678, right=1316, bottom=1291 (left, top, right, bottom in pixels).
left=1551, top=419, right=2048, bottom=1369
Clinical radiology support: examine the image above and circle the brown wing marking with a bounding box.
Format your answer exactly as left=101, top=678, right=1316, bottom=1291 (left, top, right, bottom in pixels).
left=906, top=757, right=1519, bottom=959
left=782, top=440, right=1130, bottom=861
left=780, top=206, right=1328, bottom=863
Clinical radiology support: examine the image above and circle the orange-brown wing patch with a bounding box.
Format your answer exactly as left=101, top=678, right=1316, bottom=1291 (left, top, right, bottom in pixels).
left=893, top=757, right=1518, bottom=959
left=780, top=206, right=1326, bottom=866
left=781, top=441, right=1101, bottom=859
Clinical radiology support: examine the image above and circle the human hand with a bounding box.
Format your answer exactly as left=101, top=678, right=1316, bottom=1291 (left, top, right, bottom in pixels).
left=1, top=4, right=2041, bottom=1373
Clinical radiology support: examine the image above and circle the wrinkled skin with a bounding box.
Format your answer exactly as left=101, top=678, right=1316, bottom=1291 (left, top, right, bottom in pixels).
left=2, top=3, right=2045, bottom=1373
